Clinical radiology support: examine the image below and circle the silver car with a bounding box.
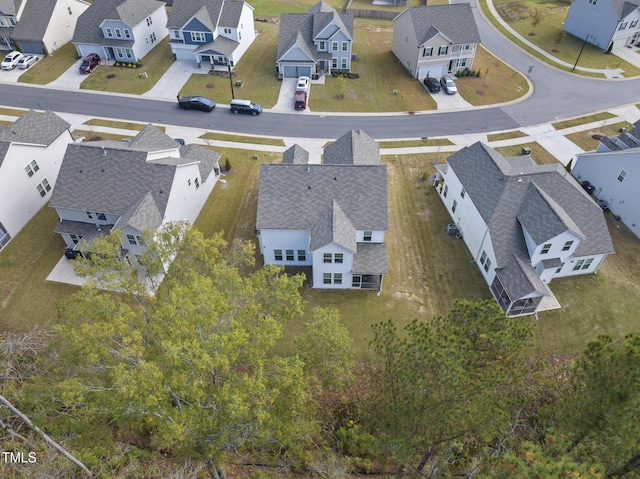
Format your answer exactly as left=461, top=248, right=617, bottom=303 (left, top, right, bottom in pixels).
left=18, top=55, right=39, bottom=69
left=439, top=75, right=458, bottom=95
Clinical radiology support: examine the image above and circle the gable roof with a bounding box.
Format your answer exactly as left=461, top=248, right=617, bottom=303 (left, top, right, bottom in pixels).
left=0, top=110, right=70, bottom=146
left=323, top=130, right=380, bottom=165
left=73, top=0, right=165, bottom=44
left=128, top=124, right=180, bottom=150
left=308, top=0, right=334, bottom=14
left=310, top=199, right=357, bottom=251
left=399, top=4, right=481, bottom=45
left=11, top=0, right=57, bottom=42
left=168, top=0, right=246, bottom=30
left=612, top=0, right=640, bottom=20
left=282, top=144, right=310, bottom=164
left=0, top=0, right=21, bottom=16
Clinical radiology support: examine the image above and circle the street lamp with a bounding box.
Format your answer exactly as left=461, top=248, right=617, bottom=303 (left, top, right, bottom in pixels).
left=227, top=59, right=235, bottom=99
left=573, top=34, right=591, bottom=71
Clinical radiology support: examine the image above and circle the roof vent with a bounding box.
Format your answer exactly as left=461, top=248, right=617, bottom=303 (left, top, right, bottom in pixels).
left=308, top=185, right=312, bottom=189
left=306, top=165, right=311, bottom=172
left=102, top=147, right=107, bottom=157
left=101, top=167, right=104, bottom=173
left=334, top=176, right=337, bottom=180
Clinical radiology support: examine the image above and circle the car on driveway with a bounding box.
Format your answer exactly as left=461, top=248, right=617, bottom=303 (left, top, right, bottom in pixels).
left=230, top=99, right=262, bottom=115
left=79, top=53, right=100, bottom=74
left=2, top=51, right=23, bottom=70
left=177, top=95, right=216, bottom=112
left=423, top=76, right=440, bottom=93
left=17, top=55, right=39, bottom=69
left=295, top=76, right=310, bottom=92
left=439, top=75, right=457, bottom=95
left=294, top=91, right=307, bottom=110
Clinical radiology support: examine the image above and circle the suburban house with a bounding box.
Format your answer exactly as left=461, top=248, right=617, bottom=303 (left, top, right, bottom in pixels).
left=72, top=0, right=168, bottom=63
left=0, top=110, right=74, bottom=251
left=563, top=0, right=640, bottom=50
left=433, top=142, right=614, bottom=317
left=0, top=0, right=89, bottom=54
left=256, top=130, right=388, bottom=291
left=572, top=120, right=640, bottom=240
left=167, top=0, right=256, bottom=69
left=48, top=125, right=221, bottom=270
left=276, top=0, right=354, bottom=78
left=391, top=4, right=481, bottom=80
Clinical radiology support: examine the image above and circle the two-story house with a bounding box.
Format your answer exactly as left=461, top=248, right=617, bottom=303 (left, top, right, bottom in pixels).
left=1, top=0, right=89, bottom=54
left=392, top=4, right=481, bottom=80
left=72, top=0, right=168, bottom=63
left=572, top=119, right=640, bottom=240
left=257, top=130, right=388, bottom=291
left=167, top=0, right=255, bottom=69
left=0, top=110, right=74, bottom=251
left=433, top=142, right=614, bottom=317
left=276, top=0, right=354, bottom=78
left=48, top=125, right=221, bottom=271
left=564, top=0, right=640, bottom=50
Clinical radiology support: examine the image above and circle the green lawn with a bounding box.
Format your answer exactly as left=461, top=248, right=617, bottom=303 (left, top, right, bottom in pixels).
left=496, top=142, right=560, bottom=164
left=18, top=42, right=78, bottom=85
left=487, top=130, right=528, bottom=142
left=80, top=38, right=174, bottom=95
left=83, top=119, right=161, bottom=131
left=0, top=107, right=27, bottom=117
left=378, top=138, right=454, bottom=149
left=200, top=132, right=285, bottom=146
left=552, top=112, right=616, bottom=130
left=71, top=130, right=135, bottom=142
left=565, top=121, right=632, bottom=151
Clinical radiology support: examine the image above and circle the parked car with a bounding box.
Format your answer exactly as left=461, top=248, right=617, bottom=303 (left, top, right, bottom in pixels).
left=423, top=76, right=440, bottom=93
left=294, top=91, right=307, bottom=110
left=230, top=99, right=263, bottom=115
left=79, top=53, right=101, bottom=74
left=439, top=75, right=457, bottom=95
left=17, top=55, right=39, bottom=69
left=295, top=76, right=310, bottom=92
left=177, top=95, right=216, bottom=112
left=2, top=51, right=23, bottom=70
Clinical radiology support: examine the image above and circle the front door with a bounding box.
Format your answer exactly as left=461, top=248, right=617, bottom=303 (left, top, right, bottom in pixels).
left=352, top=275, right=361, bottom=288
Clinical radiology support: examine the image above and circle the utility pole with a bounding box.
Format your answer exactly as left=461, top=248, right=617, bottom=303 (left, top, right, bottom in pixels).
left=573, top=34, right=590, bottom=71
left=227, top=60, right=235, bottom=99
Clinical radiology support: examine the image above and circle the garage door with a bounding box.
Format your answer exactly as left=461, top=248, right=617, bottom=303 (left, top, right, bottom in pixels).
left=418, top=64, right=445, bottom=80
left=283, top=65, right=313, bottom=78
left=17, top=41, right=44, bottom=55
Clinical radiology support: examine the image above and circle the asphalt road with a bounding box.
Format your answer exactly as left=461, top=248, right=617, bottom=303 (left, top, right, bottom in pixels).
left=1, top=2, right=640, bottom=140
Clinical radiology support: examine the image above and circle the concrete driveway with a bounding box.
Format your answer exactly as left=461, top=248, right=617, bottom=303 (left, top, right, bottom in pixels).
left=0, top=55, right=43, bottom=82
left=271, top=76, right=321, bottom=113
left=47, top=58, right=86, bottom=89
left=144, top=59, right=202, bottom=100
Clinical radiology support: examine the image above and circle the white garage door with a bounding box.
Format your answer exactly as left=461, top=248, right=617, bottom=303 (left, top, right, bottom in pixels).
left=418, top=64, right=446, bottom=80
left=283, top=65, right=313, bottom=78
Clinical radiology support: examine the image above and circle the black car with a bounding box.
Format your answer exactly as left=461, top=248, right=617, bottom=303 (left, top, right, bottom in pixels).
left=230, top=99, right=262, bottom=115
left=79, top=53, right=100, bottom=74
left=177, top=95, right=216, bottom=112
left=423, top=76, right=440, bottom=93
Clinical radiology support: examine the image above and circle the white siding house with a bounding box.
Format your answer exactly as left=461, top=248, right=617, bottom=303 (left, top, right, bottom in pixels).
left=433, top=142, right=614, bottom=317
left=257, top=130, right=388, bottom=291
left=392, top=4, right=481, bottom=80
left=0, top=110, right=74, bottom=251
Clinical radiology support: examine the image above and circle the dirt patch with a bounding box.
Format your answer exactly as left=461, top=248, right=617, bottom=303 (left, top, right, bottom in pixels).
left=495, top=2, right=530, bottom=23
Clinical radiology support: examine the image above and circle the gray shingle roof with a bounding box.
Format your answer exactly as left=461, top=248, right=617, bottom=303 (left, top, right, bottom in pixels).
left=128, top=124, right=179, bottom=150
left=167, top=0, right=244, bottom=31
left=353, top=242, right=388, bottom=274
left=308, top=0, right=334, bottom=14
left=178, top=143, right=220, bottom=182
left=220, top=0, right=245, bottom=27
left=323, top=130, right=380, bottom=165
left=312, top=11, right=353, bottom=41
left=599, top=136, right=621, bottom=151
left=73, top=0, right=165, bottom=44
left=256, top=163, right=388, bottom=231
left=495, top=254, right=550, bottom=302
left=0, top=141, right=10, bottom=170
left=402, top=4, right=481, bottom=46
left=114, top=191, right=163, bottom=231
left=282, top=144, right=309, bottom=164
left=11, top=0, right=56, bottom=42
left=194, top=35, right=238, bottom=55
left=0, top=0, right=20, bottom=16
left=310, top=199, right=357, bottom=252
left=445, top=141, right=614, bottom=272
left=612, top=0, right=640, bottom=20
left=0, top=110, right=70, bottom=146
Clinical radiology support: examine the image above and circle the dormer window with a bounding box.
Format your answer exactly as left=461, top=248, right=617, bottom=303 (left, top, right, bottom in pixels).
left=124, top=29, right=131, bottom=39
left=105, top=27, right=113, bottom=38
left=115, top=28, right=122, bottom=38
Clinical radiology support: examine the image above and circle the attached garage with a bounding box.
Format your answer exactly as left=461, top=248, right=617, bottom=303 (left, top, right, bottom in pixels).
left=282, top=64, right=313, bottom=78
left=15, top=41, right=44, bottom=55
left=418, top=64, right=446, bottom=80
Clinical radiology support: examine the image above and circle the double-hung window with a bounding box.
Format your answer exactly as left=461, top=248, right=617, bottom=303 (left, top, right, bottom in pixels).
left=274, top=249, right=283, bottom=261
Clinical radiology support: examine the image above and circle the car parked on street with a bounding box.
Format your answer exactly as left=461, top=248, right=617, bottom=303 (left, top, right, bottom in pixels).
left=79, top=53, right=101, bottom=74
left=17, top=55, right=39, bottom=69
left=423, top=76, right=440, bottom=93
left=2, top=51, right=23, bottom=70
left=439, top=75, right=457, bottom=95
left=295, top=76, right=310, bottom=92
left=177, top=95, right=216, bottom=112
left=230, top=99, right=262, bottom=115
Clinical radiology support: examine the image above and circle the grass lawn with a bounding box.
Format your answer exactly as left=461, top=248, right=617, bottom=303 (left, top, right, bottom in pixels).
left=496, top=142, right=561, bottom=164
left=80, top=38, right=174, bottom=95
left=552, top=112, right=616, bottom=130
left=200, top=132, right=285, bottom=146
left=71, top=130, right=135, bottom=142
left=378, top=138, right=454, bottom=149
left=487, top=130, right=528, bottom=142
left=249, top=0, right=344, bottom=16
left=17, top=42, right=78, bottom=85
left=565, top=121, right=632, bottom=151
left=0, top=107, right=27, bottom=117
left=83, top=119, right=163, bottom=131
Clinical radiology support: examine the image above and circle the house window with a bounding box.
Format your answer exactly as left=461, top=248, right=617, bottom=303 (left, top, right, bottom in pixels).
left=86, top=211, right=93, bottom=219
left=480, top=251, right=487, bottom=265
left=334, top=273, right=342, bottom=285
left=332, top=58, right=337, bottom=69
left=146, top=16, right=153, bottom=26
left=70, top=234, right=82, bottom=245
left=574, top=258, right=594, bottom=270
left=618, top=169, right=627, bottom=182
left=36, top=179, right=51, bottom=198
left=297, top=250, right=306, bottom=261
left=125, top=49, right=133, bottom=59
left=460, top=188, right=466, bottom=199
left=274, top=249, right=283, bottom=261
left=124, top=29, right=131, bottom=39
left=25, top=160, right=39, bottom=177
left=324, top=253, right=332, bottom=263
left=116, top=47, right=124, bottom=58
left=224, top=28, right=231, bottom=34
left=286, top=249, right=294, bottom=261
left=582, top=258, right=594, bottom=269
left=562, top=240, right=574, bottom=251
left=484, top=258, right=492, bottom=272
left=324, top=273, right=332, bottom=284
left=443, top=184, right=448, bottom=197
left=452, top=199, right=457, bottom=213
left=115, top=28, right=122, bottom=38
left=195, top=178, right=200, bottom=189
left=556, top=263, right=564, bottom=274
left=239, top=31, right=241, bottom=40
left=0, top=223, right=10, bottom=249
left=463, top=44, right=471, bottom=50
left=150, top=32, right=157, bottom=43
left=9, top=17, right=15, bottom=25
left=341, top=57, right=347, bottom=69
left=342, top=41, right=348, bottom=51
left=541, top=243, right=552, bottom=254
left=127, top=234, right=137, bottom=245
left=423, top=47, right=433, bottom=57
left=68, top=7, right=72, bottom=15
left=438, top=45, right=448, bottom=55
left=332, top=42, right=338, bottom=51
left=335, top=253, right=343, bottom=264
left=363, top=231, right=372, bottom=242
left=105, top=27, right=113, bottom=38
left=632, top=20, right=639, bottom=28
left=405, top=35, right=408, bottom=43
left=96, top=213, right=107, bottom=221
left=191, top=32, right=206, bottom=43
left=573, top=259, right=584, bottom=270
left=619, top=22, right=628, bottom=30
left=452, top=45, right=460, bottom=53
left=319, top=40, right=326, bottom=50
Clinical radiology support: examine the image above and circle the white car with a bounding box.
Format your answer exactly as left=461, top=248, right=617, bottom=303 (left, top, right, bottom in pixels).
left=17, top=55, right=39, bottom=69
left=2, top=51, right=23, bottom=70
left=295, top=76, right=310, bottom=92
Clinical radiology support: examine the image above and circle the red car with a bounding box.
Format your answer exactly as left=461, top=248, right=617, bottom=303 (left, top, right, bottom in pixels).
left=294, top=91, right=307, bottom=110
left=79, top=53, right=101, bottom=74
